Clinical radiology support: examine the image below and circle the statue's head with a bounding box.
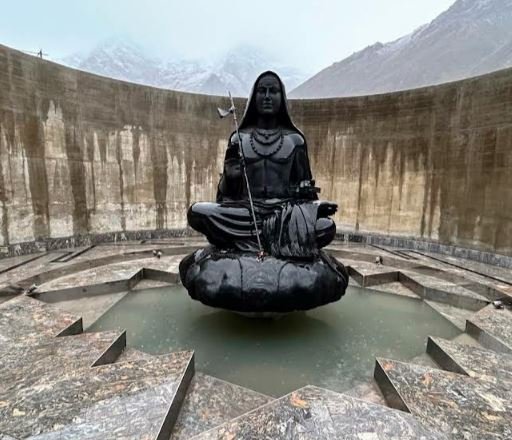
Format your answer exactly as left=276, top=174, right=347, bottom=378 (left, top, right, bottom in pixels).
left=255, top=73, right=282, bottom=117
left=239, top=70, right=300, bottom=133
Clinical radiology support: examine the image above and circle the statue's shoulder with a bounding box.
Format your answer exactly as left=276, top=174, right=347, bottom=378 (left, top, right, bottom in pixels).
left=228, top=132, right=240, bottom=145
left=283, top=130, right=306, bottom=147
left=268, top=130, right=303, bottom=160
left=231, top=130, right=257, bottom=144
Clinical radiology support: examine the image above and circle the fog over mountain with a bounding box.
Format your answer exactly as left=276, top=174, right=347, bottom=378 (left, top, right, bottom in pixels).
left=291, top=0, right=512, bottom=98
left=60, top=0, right=512, bottom=99
left=62, top=38, right=308, bottom=97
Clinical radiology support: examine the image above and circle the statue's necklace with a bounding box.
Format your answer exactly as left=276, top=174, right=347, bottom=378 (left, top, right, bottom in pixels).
left=250, top=129, right=284, bottom=157
left=254, top=128, right=281, bottom=145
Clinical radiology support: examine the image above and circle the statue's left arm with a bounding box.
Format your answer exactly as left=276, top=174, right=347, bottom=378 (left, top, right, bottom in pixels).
left=290, top=135, right=319, bottom=201
left=290, top=134, right=338, bottom=217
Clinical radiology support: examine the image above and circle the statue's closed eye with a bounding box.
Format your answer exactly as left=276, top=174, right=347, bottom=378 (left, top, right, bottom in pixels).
left=257, top=87, right=280, bottom=94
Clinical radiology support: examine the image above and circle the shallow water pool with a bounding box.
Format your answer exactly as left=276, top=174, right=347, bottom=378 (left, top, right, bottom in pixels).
left=89, top=285, right=459, bottom=396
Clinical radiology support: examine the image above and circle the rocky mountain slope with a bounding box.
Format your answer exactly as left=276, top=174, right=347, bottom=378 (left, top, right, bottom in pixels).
left=62, top=39, right=307, bottom=97
left=291, top=0, right=512, bottom=98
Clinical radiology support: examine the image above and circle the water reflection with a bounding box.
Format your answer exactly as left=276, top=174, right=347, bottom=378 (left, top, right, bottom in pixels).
left=89, top=286, right=460, bottom=396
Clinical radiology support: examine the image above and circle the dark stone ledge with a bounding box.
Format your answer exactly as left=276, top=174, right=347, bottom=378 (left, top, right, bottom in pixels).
left=1, top=228, right=511, bottom=270
left=336, top=230, right=512, bottom=269
left=0, top=229, right=197, bottom=259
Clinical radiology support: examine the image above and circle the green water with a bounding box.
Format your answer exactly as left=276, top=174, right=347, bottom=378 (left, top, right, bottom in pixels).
left=89, top=285, right=460, bottom=397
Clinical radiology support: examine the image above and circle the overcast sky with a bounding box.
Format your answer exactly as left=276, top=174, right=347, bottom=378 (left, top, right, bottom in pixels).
left=1, top=0, right=455, bottom=72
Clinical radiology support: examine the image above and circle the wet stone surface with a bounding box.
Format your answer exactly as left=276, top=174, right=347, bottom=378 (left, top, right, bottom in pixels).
left=0, top=330, right=125, bottom=396
left=467, top=305, right=512, bottom=354
left=428, top=337, right=512, bottom=382
left=0, top=239, right=510, bottom=438
left=192, top=386, right=445, bottom=439
left=173, top=372, right=273, bottom=440
left=0, top=296, right=82, bottom=345
left=0, top=350, right=193, bottom=439
left=375, top=358, right=512, bottom=440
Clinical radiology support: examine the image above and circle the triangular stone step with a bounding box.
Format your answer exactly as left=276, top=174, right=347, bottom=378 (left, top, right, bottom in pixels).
left=427, top=336, right=512, bottom=382
left=0, top=330, right=126, bottom=396
left=130, top=279, right=171, bottom=291
left=465, top=305, right=512, bottom=354
left=42, top=291, right=129, bottom=330
left=374, top=358, right=512, bottom=439
left=0, top=296, right=82, bottom=346
left=450, top=332, right=482, bottom=347
left=343, top=380, right=387, bottom=406
left=172, top=373, right=272, bottom=439
left=368, top=281, right=421, bottom=299
left=399, top=272, right=489, bottom=311
left=116, top=347, right=155, bottom=362
left=408, top=352, right=439, bottom=369
left=0, top=351, right=194, bottom=439
left=190, top=385, right=444, bottom=439
left=347, top=352, right=442, bottom=409
left=424, top=300, right=477, bottom=331
left=346, top=262, right=400, bottom=287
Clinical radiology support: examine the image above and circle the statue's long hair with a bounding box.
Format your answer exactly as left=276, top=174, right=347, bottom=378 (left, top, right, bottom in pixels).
left=238, top=70, right=302, bottom=135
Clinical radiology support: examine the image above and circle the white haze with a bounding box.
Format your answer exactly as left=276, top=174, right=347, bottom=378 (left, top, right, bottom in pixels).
left=1, top=0, right=455, bottom=72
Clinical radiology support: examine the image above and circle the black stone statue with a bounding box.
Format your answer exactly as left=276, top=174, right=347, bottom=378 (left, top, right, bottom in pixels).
left=179, top=71, right=348, bottom=313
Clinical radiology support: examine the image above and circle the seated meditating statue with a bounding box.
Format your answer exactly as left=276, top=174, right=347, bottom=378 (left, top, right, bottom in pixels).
left=179, top=71, right=348, bottom=313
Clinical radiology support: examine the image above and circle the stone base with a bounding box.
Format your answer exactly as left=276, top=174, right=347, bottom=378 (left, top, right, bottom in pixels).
left=179, top=247, right=348, bottom=313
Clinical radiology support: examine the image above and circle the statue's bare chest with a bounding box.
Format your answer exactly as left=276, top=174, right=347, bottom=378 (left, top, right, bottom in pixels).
left=239, top=132, right=297, bottom=198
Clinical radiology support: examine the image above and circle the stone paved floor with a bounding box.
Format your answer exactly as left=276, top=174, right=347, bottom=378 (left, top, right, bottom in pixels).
left=0, top=238, right=510, bottom=438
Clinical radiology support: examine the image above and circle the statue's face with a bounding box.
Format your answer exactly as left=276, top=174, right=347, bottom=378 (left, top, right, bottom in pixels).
left=255, top=75, right=282, bottom=117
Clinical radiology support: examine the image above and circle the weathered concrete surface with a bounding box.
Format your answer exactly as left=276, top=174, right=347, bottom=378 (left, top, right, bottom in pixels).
left=289, top=75, right=512, bottom=257
left=1, top=43, right=511, bottom=256
left=0, top=44, right=228, bottom=249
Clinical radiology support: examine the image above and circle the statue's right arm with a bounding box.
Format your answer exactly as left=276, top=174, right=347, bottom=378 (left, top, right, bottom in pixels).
left=217, top=135, right=242, bottom=201
left=223, top=136, right=242, bottom=179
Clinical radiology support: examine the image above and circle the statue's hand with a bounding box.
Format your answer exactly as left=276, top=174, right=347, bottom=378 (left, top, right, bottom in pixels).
left=316, top=201, right=338, bottom=217
left=292, top=180, right=320, bottom=199
left=225, top=158, right=242, bottom=179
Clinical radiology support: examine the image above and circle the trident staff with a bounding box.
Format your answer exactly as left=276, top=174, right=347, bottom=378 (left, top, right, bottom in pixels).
left=217, top=92, right=265, bottom=259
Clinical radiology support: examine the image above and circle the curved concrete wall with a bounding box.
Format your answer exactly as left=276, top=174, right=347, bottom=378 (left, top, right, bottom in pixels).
left=1, top=44, right=511, bottom=256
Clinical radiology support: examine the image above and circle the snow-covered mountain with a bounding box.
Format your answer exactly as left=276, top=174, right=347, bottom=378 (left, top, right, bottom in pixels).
left=62, top=38, right=162, bottom=86
left=61, top=39, right=308, bottom=97
left=291, top=0, right=512, bottom=98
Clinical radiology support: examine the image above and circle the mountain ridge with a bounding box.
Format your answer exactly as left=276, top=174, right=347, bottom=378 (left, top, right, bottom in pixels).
left=291, top=0, right=512, bottom=98
left=61, top=39, right=308, bottom=97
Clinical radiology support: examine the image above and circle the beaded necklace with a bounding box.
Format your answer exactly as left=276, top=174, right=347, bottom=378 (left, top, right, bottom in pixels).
left=249, top=129, right=284, bottom=157
left=254, top=128, right=282, bottom=145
